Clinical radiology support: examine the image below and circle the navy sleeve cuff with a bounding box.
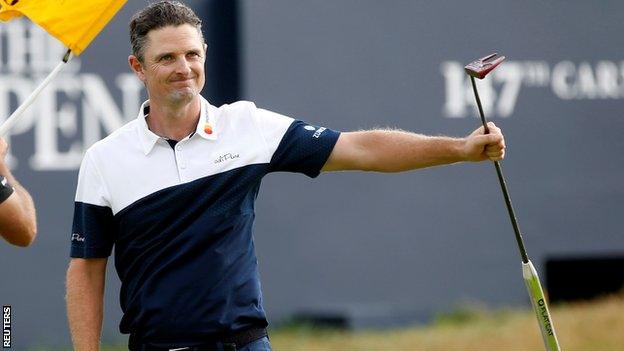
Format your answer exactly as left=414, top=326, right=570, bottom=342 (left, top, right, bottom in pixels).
left=269, top=120, right=341, bottom=178
left=70, top=202, right=115, bottom=258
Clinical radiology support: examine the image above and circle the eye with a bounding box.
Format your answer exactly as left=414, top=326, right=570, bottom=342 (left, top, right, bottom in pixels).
left=187, top=52, right=201, bottom=59
left=159, top=54, right=174, bottom=62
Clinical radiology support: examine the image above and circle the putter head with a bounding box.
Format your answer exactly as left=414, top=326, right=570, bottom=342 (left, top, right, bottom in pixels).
left=464, top=53, right=506, bottom=79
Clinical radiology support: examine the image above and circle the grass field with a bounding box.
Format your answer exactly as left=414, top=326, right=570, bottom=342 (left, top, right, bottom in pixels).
left=268, top=293, right=624, bottom=351
left=40, top=292, right=624, bottom=351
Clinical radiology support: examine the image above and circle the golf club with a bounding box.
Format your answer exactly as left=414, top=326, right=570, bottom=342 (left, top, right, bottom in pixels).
left=465, top=53, right=561, bottom=351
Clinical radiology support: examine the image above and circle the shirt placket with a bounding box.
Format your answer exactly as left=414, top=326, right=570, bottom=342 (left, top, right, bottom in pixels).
left=173, top=141, right=187, bottom=182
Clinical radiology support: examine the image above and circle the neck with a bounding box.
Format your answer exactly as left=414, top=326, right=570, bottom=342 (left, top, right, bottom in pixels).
left=146, top=97, right=201, bottom=141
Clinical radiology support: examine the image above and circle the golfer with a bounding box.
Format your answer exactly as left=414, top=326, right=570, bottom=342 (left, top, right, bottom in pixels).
left=0, top=138, right=37, bottom=247
left=66, top=1, right=505, bottom=350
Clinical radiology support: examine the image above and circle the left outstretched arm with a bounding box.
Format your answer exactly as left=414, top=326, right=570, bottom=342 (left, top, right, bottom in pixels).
left=322, top=122, right=505, bottom=172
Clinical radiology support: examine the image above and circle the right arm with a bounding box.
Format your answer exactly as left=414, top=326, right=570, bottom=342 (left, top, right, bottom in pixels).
left=322, top=123, right=505, bottom=172
left=66, top=258, right=108, bottom=351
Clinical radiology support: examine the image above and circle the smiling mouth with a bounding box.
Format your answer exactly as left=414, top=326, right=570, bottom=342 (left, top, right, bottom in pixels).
left=170, top=73, right=197, bottom=82
left=171, top=78, right=194, bottom=83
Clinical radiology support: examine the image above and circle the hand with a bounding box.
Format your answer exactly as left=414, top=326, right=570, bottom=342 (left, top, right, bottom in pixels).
left=0, top=138, right=9, bottom=174
left=462, top=122, right=506, bottom=162
left=0, top=138, right=7, bottom=160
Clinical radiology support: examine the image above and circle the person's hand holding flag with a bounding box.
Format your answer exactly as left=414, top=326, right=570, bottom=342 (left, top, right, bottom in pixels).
left=0, top=0, right=127, bottom=135
left=0, top=0, right=127, bottom=55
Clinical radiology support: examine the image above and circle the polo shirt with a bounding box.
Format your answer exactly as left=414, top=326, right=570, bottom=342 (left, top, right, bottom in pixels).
left=70, top=96, right=340, bottom=347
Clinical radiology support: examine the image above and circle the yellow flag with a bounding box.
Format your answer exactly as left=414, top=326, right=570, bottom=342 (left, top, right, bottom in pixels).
left=0, top=0, right=127, bottom=55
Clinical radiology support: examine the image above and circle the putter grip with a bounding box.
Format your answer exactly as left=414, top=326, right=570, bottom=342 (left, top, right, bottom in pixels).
left=522, top=261, right=561, bottom=351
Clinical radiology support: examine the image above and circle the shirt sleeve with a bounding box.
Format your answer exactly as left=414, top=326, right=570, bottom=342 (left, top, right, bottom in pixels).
left=251, top=107, right=341, bottom=178
left=0, top=176, right=14, bottom=203
left=70, top=151, right=115, bottom=258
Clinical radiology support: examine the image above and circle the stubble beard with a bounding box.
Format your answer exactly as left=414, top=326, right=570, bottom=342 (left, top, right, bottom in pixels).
left=167, top=88, right=198, bottom=106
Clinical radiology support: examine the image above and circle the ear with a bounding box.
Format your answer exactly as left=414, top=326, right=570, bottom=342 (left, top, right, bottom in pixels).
left=128, top=55, right=146, bottom=82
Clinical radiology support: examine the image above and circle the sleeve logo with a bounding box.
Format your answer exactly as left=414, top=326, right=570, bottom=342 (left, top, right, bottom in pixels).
left=71, top=233, right=85, bottom=242
left=303, top=125, right=326, bottom=138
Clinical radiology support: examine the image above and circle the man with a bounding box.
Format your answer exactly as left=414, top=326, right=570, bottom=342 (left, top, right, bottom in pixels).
left=0, top=138, right=37, bottom=247
left=66, top=1, right=505, bottom=350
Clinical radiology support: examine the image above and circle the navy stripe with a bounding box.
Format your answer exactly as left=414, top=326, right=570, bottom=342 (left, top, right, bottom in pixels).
left=70, top=202, right=115, bottom=258
left=269, top=120, right=340, bottom=177
left=112, top=164, right=269, bottom=342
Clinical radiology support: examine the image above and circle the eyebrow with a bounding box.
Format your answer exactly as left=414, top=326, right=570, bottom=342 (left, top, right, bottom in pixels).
left=155, top=49, right=202, bottom=60
left=155, top=52, right=173, bottom=61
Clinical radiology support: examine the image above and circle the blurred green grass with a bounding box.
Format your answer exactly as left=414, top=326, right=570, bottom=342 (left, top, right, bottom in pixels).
left=32, top=292, right=624, bottom=351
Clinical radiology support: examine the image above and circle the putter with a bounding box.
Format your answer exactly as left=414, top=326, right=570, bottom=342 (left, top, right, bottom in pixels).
left=465, top=53, right=561, bottom=351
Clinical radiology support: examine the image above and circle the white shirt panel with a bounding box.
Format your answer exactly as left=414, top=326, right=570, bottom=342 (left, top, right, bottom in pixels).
left=74, top=150, right=111, bottom=208
left=75, top=98, right=295, bottom=215
left=252, top=107, right=296, bottom=158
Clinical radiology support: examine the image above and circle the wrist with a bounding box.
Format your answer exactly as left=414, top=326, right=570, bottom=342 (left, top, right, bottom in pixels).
left=0, top=161, right=11, bottom=177
left=455, top=137, right=471, bottom=162
left=0, top=162, right=17, bottom=185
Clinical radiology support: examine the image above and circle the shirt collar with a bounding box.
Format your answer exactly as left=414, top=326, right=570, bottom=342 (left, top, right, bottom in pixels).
left=194, top=96, right=218, bottom=141
left=136, top=96, right=218, bottom=155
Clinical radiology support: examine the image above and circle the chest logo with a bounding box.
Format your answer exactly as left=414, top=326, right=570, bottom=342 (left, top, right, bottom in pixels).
left=214, top=152, right=240, bottom=164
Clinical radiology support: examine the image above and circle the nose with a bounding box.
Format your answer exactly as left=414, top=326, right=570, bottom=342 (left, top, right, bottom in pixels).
left=174, top=57, right=192, bottom=75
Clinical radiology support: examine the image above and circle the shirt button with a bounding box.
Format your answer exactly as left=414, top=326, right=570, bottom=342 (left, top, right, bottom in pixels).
left=180, top=164, right=187, bottom=169
left=176, top=145, right=182, bottom=151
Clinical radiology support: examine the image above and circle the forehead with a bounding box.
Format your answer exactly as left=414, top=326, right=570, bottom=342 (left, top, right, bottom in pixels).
left=144, top=24, right=203, bottom=55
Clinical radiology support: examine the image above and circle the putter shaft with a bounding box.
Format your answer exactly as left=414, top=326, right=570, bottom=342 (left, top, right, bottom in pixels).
left=468, top=70, right=560, bottom=351
left=469, top=76, right=529, bottom=264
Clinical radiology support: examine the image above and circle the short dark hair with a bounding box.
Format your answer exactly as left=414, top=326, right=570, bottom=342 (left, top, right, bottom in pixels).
left=129, top=1, right=204, bottom=62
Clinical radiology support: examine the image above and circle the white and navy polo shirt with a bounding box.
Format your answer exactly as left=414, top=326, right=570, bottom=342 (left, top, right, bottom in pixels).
left=70, top=96, right=340, bottom=347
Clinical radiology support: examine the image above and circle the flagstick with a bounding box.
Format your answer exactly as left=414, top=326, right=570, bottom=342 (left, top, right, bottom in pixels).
left=0, top=49, right=73, bottom=136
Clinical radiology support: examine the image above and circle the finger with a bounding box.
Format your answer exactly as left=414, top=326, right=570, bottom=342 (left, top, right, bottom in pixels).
left=473, top=122, right=502, bottom=135
left=485, top=139, right=505, bottom=150
left=485, top=122, right=499, bottom=134
left=489, top=152, right=505, bottom=161
left=486, top=149, right=503, bottom=157
left=487, top=145, right=505, bottom=156
left=485, top=148, right=502, bottom=156
left=489, top=156, right=504, bottom=161
left=476, top=134, right=503, bottom=146
left=470, top=125, right=486, bottom=137
left=486, top=122, right=502, bottom=134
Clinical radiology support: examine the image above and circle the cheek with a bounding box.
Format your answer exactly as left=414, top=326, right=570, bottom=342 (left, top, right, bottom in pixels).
left=193, top=62, right=205, bottom=75
left=146, top=65, right=167, bottom=79
left=196, top=70, right=206, bottom=85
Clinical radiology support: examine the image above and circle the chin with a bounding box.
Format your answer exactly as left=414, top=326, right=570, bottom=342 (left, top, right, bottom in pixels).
left=168, top=90, right=198, bottom=104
